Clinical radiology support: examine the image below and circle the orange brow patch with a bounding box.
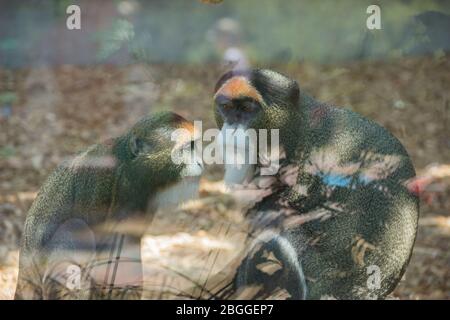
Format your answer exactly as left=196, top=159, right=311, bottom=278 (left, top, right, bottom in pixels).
left=168, top=113, right=195, bottom=133
left=214, top=76, right=263, bottom=103
left=179, top=121, right=194, bottom=134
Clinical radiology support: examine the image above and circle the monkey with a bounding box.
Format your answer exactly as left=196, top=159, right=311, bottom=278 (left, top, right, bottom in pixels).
left=14, top=112, right=203, bottom=300
left=211, top=69, right=419, bottom=299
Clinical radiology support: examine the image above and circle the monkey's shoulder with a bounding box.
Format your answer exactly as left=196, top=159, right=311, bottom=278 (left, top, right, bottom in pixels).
left=26, top=140, right=120, bottom=220
left=306, top=103, right=414, bottom=174
left=308, top=104, right=406, bottom=152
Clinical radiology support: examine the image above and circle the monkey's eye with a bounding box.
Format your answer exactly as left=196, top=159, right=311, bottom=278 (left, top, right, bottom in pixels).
left=221, top=103, right=233, bottom=110
left=241, top=103, right=252, bottom=112
left=240, top=100, right=259, bottom=112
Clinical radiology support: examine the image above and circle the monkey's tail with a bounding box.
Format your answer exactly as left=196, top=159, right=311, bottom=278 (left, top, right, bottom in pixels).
left=237, top=230, right=308, bottom=300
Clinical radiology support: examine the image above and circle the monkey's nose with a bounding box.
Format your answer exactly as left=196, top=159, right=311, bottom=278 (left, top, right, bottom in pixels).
left=220, top=107, right=248, bottom=124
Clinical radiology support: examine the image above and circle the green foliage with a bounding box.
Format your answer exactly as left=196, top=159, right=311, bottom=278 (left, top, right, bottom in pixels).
left=0, top=91, right=17, bottom=104
left=125, top=0, right=450, bottom=64
left=0, top=145, right=16, bottom=159
left=229, top=0, right=449, bottom=62
left=1, top=0, right=449, bottom=66
left=96, top=19, right=135, bottom=61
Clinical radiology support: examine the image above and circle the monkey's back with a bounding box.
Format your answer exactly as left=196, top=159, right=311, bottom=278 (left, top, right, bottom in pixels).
left=234, top=102, right=419, bottom=299
left=289, top=103, right=418, bottom=299
left=20, top=143, right=117, bottom=250
left=15, top=142, right=117, bottom=299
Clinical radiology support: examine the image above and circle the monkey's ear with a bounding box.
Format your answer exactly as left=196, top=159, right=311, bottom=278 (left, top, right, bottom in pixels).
left=129, top=135, right=152, bottom=157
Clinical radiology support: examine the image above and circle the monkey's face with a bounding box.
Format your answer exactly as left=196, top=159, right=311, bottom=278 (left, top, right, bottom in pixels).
left=213, top=69, right=299, bottom=132
left=214, top=72, right=263, bottom=130
left=124, top=112, right=202, bottom=199
left=213, top=70, right=299, bottom=181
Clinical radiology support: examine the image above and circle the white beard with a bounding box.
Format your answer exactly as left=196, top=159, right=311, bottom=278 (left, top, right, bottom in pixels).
left=224, top=163, right=254, bottom=186
left=218, top=123, right=256, bottom=187
left=154, top=145, right=203, bottom=209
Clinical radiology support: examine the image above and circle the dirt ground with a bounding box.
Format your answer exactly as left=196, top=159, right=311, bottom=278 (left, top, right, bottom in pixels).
left=0, top=55, right=448, bottom=299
